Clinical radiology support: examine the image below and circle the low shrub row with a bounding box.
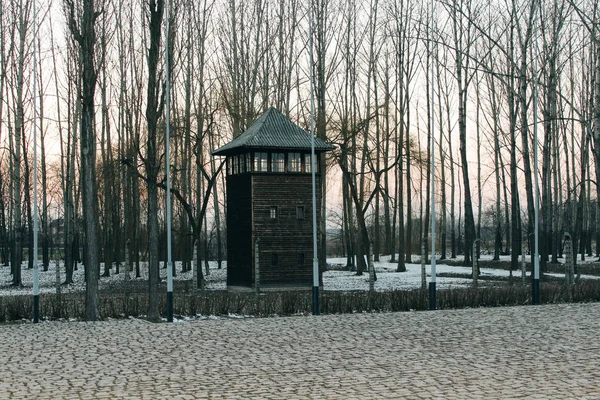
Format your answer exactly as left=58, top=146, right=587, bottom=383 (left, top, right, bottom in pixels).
left=1, top=281, right=600, bottom=323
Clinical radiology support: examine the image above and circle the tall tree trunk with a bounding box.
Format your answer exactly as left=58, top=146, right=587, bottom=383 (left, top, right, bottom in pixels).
left=590, top=14, right=600, bottom=262
left=423, top=27, right=431, bottom=265
left=315, top=0, right=330, bottom=272
left=507, top=17, right=521, bottom=272
left=60, top=43, right=78, bottom=285
left=22, top=108, right=33, bottom=270
left=144, top=0, right=165, bottom=322
left=181, top=10, right=192, bottom=273
left=396, top=86, right=405, bottom=272
left=451, top=0, right=476, bottom=266
left=383, top=55, right=393, bottom=259
left=448, top=110, right=456, bottom=259
left=476, top=76, right=482, bottom=263
left=10, top=0, right=29, bottom=286
left=209, top=134, right=223, bottom=269
left=486, top=65, right=502, bottom=261
left=517, top=0, right=538, bottom=261
left=66, top=0, right=101, bottom=320
left=374, top=76, right=381, bottom=262
left=100, top=18, right=112, bottom=277
left=0, top=3, right=8, bottom=267
left=37, top=39, right=49, bottom=271
left=405, top=113, right=413, bottom=263
left=540, top=0, right=566, bottom=271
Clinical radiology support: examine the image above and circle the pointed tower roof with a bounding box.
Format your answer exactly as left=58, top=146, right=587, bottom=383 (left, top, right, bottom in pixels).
left=212, top=107, right=335, bottom=156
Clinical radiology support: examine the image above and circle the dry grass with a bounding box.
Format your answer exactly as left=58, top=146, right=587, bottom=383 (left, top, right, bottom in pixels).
left=2, top=280, right=600, bottom=322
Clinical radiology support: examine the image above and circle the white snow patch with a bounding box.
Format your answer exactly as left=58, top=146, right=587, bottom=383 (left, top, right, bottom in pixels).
left=0, top=260, right=226, bottom=297
left=1, top=254, right=598, bottom=297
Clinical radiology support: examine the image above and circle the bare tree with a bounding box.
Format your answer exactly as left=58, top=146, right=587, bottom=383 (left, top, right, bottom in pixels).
left=569, top=0, right=600, bottom=266
left=53, top=15, right=79, bottom=285
left=435, top=37, right=448, bottom=261
left=446, top=0, right=480, bottom=265
left=220, top=0, right=266, bottom=137
left=516, top=0, right=539, bottom=259
left=65, top=0, right=102, bottom=320
left=98, top=2, right=117, bottom=277
left=143, top=0, right=167, bottom=322
left=539, top=0, right=570, bottom=271
left=7, top=0, right=32, bottom=286
left=312, top=0, right=340, bottom=269
left=483, top=42, right=504, bottom=261
left=0, top=1, right=10, bottom=267
left=274, top=0, right=299, bottom=116
left=338, top=0, right=357, bottom=270
left=36, top=25, right=50, bottom=272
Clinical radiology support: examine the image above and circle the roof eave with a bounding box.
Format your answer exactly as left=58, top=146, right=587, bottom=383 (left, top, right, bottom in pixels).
left=212, top=144, right=335, bottom=157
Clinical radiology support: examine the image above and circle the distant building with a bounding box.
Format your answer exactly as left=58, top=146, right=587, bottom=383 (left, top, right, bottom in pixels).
left=212, top=108, right=334, bottom=289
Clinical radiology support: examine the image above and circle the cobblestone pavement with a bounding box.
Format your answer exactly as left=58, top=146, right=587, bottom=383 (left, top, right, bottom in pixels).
left=1, top=303, right=599, bottom=399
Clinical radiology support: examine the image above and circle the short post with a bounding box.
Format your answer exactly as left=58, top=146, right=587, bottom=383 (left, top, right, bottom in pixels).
left=420, top=238, right=427, bottom=290
left=255, top=238, right=260, bottom=294
left=193, top=239, right=199, bottom=292
left=205, top=246, right=210, bottom=277
left=55, top=260, right=61, bottom=296
left=564, top=232, right=574, bottom=285
left=521, top=241, right=526, bottom=286
left=124, top=240, right=130, bottom=298
left=472, top=239, right=480, bottom=288
left=369, top=242, right=374, bottom=292
left=124, top=240, right=130, bottom=281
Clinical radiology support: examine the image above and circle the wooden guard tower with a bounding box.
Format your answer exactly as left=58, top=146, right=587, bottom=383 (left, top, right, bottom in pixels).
left=212, top=108, right=334, bottom=289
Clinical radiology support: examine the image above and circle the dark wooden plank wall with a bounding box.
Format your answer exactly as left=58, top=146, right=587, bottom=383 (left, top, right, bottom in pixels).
left=252, top=173, right=322, bottom=285
left=226, top=174, right=253, bottom=286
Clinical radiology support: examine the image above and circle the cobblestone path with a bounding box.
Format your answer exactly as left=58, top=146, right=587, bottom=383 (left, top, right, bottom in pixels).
left=1, top=303, right=599, bottom=399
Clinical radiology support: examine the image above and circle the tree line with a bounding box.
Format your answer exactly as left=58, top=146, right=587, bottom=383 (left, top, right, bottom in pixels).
left=1, top=0, right=599, bottom=320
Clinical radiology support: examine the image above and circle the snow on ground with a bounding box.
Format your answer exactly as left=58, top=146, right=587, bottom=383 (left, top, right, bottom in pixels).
left=0, top=254, right=598, bottom=297
left=324, top=255, right=600, bottom=291
left=475, top=253, right=600, bottom=265
left=0, top=261, right=226, bottom=297
left=325, top=257, right=490, bottom=291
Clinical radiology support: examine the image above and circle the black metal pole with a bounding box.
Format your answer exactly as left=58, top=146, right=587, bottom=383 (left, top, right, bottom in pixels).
left=532, top=278, right=540, bottom=305
left=429, top=281, right=436, bottom=310
left=33, top=295, right=40, bottom=323
left=167, top=291, right=173, bottom=321
left=308, top=0, right=319, bottom=316
left=165, top=0, right=173, bottom=323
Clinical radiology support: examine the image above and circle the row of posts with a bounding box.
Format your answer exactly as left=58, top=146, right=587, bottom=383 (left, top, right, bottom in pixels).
left=250, top=233, right=577, bottom=297
left=41, top=231, right=576, bottom=320
left=471, top=233, right=575, bottom=287
left=54, top=231, right=578, bottom=293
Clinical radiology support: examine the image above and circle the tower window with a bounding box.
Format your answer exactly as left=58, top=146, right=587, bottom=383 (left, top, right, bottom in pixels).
left=297, top=253, right=305, bottom=267
left=270, top=206, right=277, bottom=219
left=246, top=153, right=252, bottom=171
left=296, top=206, right=305, bottom=220
left=288, top=152, right=301, bottom=172
left=271, top=253, right=278, bottom=267
left=254, top=152, right=268, bottom=172
left=238, top=154, right=245, bottom=173
left=303, top=153, right=313, bottom=173
left=272, top=153, right=285, bottom=172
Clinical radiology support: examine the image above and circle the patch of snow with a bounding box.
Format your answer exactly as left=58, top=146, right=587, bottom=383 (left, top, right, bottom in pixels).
left=1, top=254, right=598, bottom=297
left=0, top=260, right=226, bottom=297
left=545, top=273, right=600, bottom=280
left=227, top=313, right=251, bottom=319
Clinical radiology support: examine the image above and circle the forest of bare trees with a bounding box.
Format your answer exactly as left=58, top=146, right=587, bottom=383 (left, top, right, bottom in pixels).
left=1, top=0, right=600, bottom=319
